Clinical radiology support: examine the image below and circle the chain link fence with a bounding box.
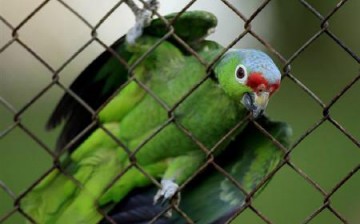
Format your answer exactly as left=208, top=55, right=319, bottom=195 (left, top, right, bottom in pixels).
left=1, top=0, right=359, bottom=223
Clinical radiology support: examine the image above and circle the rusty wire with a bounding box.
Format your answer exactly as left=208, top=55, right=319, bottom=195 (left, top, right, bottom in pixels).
left=0, top=0, right=359, bottom=223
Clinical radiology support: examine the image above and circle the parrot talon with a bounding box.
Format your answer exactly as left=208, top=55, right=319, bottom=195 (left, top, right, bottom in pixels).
left=154, top=179, right=179, bottom=204
left=125, top=0, right=159, bottom=44
left=154, top=179, right=180, bottom=217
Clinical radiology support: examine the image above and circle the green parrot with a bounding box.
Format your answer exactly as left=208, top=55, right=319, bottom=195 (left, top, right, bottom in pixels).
left=20, top=9, right=286, bottom=224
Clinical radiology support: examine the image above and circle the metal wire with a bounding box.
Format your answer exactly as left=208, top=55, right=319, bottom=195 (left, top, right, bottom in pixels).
left=0, top=0, right=359, bottom=223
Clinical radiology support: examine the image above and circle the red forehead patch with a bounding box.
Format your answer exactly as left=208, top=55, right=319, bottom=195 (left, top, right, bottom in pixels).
left=246, top=72, right=268, bottom=89
left=246, top=72, right=280, bottom=94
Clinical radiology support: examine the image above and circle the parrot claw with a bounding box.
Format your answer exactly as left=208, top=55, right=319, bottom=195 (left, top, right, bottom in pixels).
left=154, top=179, right=180, bottom=217
left=125, top=0, right=159, bottom=44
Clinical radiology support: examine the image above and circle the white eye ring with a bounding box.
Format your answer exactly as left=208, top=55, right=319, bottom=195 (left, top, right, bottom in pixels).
left=235, top=64, right=248, bottom=84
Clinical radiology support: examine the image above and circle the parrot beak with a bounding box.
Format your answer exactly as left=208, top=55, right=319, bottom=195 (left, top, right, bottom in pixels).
left=241, top=91, right=269, bottom=118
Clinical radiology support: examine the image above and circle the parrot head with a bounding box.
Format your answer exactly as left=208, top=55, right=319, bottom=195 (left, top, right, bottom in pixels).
left=214, top=49, right=281, bottom=118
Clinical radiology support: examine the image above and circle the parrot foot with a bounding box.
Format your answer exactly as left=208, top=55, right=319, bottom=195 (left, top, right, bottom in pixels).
left=153, top=179, right=180, bottom=217
left=125, top=0, right=159, bottom=44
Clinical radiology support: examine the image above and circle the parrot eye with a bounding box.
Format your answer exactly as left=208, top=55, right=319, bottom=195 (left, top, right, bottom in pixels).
left=235, top=65, right=248, bottom=84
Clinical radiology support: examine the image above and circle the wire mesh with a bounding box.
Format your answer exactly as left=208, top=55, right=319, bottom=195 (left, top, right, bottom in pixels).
left=0, top=0, right=359, bottom=223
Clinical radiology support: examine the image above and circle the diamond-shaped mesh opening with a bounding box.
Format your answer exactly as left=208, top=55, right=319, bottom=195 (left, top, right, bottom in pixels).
left=0, top=42, right=53, bottom=108
left=267, top=77, right=323, bottom=139
left=290, top=121, right=360, bottom=190
left=252, top=165, right=323, bottom=224
left=0, top=0, right=359, bottom=223
left=16, top=1, right=93, bottom=69
left=287, top=34, right=359, bottom=102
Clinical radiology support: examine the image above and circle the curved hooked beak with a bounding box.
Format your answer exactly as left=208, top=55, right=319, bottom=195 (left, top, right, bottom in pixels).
left=241, top=91, right=270, bottom=118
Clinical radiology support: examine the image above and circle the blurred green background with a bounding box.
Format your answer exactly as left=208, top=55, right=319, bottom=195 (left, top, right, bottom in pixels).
left=0, top=0, right=359, bottom=223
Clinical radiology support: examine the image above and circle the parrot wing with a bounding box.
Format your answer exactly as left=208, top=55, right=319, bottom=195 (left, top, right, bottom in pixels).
left=46, top=11, right=218, bottom=152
